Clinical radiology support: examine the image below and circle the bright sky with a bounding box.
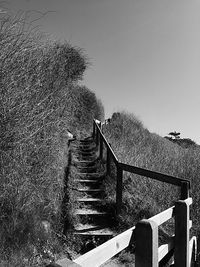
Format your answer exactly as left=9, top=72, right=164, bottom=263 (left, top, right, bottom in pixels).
left=6, top=0, right=200, bottom=143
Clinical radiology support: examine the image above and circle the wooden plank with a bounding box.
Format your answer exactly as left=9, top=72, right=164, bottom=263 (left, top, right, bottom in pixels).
left=158, top=237, right=174, bottom=262
left=149, top=206, right=174, bottom=226
left=181, top=181, right=190, bottom=200
left=116, top=164, right=123, bottom=214
left=174, top=199, right=190, bottom=267
left=119, top=162, right=190, bottom=187
left=135, top=219, right=158, bottom=267
left=106, top=148, right=111, bottom=175
left=99, top=135, right=103, bottom=159
left=74, top=226, right=135, bottom=267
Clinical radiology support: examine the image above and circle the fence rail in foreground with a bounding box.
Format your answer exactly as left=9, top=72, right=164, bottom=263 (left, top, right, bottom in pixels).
left=48, top=119, right=197, bottom=267
left=50, top=197, right=196, bottom=267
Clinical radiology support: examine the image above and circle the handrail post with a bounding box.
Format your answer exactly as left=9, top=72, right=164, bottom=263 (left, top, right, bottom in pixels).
left=135, top=219, right=158, bottom=267
left=92, top=120, right=95, bottom=139
left=99, top=134, right=103, bottom=159
left=116, top=164, right=123, bottom=215
left=180, top=181, right=189, bottom=200
left=174, top=199, right=190, bottom=267
left=96, top=126, right=99, bottom=145
left=95, top=121, right=102, bottom=147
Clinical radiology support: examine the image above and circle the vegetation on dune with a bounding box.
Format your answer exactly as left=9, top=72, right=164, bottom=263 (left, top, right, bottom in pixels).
left=164, top=131, right=197, bottom=149
left=103, top=112, right=200, bottom=242
left=0, top=11, right=104, bottom=266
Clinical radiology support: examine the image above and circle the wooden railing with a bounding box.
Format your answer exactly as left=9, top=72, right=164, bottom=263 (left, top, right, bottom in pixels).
left=50, top=197, right=197, bottom=267
left=48, top=119, right=197, bottom=267
left=72, top=198, right=196, bottom=267
left=93, top=119, right=190, bottom=214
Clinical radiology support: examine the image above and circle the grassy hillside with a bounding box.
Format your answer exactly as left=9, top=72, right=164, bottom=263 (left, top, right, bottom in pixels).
left=2, top=10, right=200, bottom=266
left=0, top=12, right=104, bottom=266
left=103, top=112, right=200, bottom=242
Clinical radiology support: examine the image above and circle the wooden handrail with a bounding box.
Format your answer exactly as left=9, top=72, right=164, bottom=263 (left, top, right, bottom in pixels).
left=149, top=206, right=175, bottom=226
left=50, top=196, right=196, bottom=267
left=74, top=226, right=135, bottom=267
left=93, top=118, right=191, bottom=214
left=119, top=162, right=189, bottom=187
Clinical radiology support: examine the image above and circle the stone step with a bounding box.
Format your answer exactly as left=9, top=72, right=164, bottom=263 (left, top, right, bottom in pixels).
left=74, top=224, right=114, bottom=236
left=75, top=208, right=108, bottom=215
left=73, top=159, right=97, bottom=167
left=75, top=179, right=102, bottom=183
left=76, top=150, right=97, bottom=156
left=74, top=223, right=104, bottom=232
left=77, top=188, right=103, bottom=193
left=77, top=166, right=98, bottom=173
left=77, top=197, right=102, bottom=203
left=79, top=137, right=94, bottom=142
left=77, top=172, right=105, bottom=179
left=74, top=145, right=96, bottom=151
left=74, top=229, right=114, bottom=236
left=78, top=139, right=94, bottom=145
left=72, top=147, right=97, bottom=154
left=75, top=156, right=98, bottom=162
left=71, top=141, right=96, bottom=147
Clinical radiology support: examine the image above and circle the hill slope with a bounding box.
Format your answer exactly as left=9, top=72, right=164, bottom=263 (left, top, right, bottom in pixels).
left=103, top=112, right=200, bottom=241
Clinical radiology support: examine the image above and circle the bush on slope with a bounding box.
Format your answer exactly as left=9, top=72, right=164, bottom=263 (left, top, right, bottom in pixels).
left=0, top=12, right=104, bottom=265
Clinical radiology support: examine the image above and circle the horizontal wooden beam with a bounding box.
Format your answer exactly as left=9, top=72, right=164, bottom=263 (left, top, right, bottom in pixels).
left=74, top=226, right=135, bottom=267
left=149, top=206, right=175, bottom=226
left=119, top=162, right=190, bottom=187
left=158, top=237, right=174, bottom=262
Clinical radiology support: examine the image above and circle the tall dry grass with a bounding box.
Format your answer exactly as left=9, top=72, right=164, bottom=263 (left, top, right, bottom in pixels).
left=0, top=11, right=104, bottom=265
left=103, top=112, right=200, bottom=242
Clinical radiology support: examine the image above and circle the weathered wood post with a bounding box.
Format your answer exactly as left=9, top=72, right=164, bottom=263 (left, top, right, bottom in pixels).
left=116, top=163, right=123, bottom=215
left=174, top=198, right=191, bottom=267
left=106, top=147, right=110, bottom=175
left=92, top=120, right=95, bottom=139
left=180, top=181, right=189, bottom=200
left=96, top=121, right=101, bottom=148
left=99, top=134, right=103, bottom=159
left=95, top=124, right=98, bottom=145
left=135, top=219, right=158, bottom=267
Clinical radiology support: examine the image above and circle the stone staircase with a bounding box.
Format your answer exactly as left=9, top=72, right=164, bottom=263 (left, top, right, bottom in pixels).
left=70, top=137, right=114, bottom=236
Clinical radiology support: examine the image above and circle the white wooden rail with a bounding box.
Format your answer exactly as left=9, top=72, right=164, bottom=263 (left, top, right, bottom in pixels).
left=48, top=197, right=197, bottom=267
left=74, top=226, right=135, bottom=267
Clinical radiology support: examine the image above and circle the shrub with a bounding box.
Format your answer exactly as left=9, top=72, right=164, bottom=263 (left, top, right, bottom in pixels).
left=0, top=11, right=104, bottom=264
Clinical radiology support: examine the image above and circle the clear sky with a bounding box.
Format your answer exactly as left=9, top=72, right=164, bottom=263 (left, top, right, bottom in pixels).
left=5, top=0, right=200, bottom=143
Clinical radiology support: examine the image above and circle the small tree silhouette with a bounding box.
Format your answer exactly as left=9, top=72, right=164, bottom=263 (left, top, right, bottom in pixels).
left=168, top=131, right=181, bottom=139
